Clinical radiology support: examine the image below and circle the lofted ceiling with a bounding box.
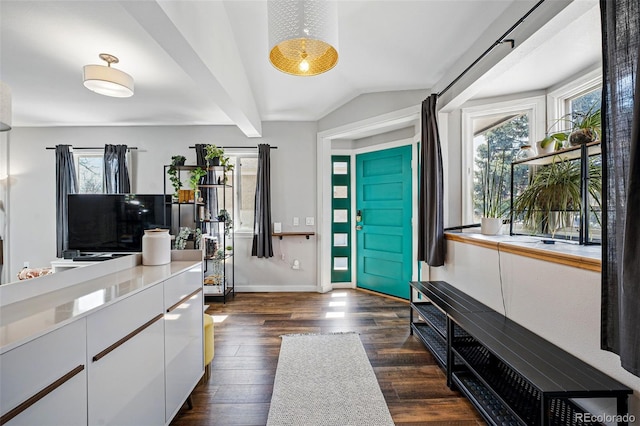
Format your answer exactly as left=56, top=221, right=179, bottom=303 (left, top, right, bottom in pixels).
left=0, top=1, right=601, bottom=137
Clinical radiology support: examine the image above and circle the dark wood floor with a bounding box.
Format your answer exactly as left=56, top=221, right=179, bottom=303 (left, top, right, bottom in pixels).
left=170, top=289, right=484, bottom=426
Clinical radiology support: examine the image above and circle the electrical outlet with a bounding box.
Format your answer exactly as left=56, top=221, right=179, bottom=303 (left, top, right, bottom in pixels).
left=293, top=217, right=299, bottom=226
left=281, top=253, right=285, bottom=260
left=305, top=217, right=314, bottom=226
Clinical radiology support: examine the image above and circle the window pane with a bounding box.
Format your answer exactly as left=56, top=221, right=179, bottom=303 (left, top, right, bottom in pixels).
left=333, top=257, right=348, bottom=270
left=334, top=233, right=348, bottom=247
left=333, top=186, right=348, bottom=198
left=472, top=113, right=529, bottom=223
left=77, top=155, right=103, bottom=194
left=333, top=162, right=348, bottom=175
left=237, top=157, right=257, bottom=232
left=333, top=209, right=348, bottom=223
left=569, top=89, right=602, bottom=120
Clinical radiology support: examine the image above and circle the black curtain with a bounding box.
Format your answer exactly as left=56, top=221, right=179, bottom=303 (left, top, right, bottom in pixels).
left=600, top=0, right=640, bottom=376
left=252, top=144, right=273, bottom=258
left=103, top=144, right=130, bottom=193
left=195, top=144, right=219, bottom=242
left=417, top=94, right=445, bottom=266
left=56, top=145, right=78, bottom=257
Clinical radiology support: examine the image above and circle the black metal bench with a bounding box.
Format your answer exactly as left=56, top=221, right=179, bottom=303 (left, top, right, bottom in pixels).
left=410, top=280, right=632, bottom=426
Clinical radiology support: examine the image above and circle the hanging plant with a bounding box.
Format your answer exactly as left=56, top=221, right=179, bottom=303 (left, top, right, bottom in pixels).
left=189, top=167, right=207, bottom=190
left=167, top=155, right=187, bottom=195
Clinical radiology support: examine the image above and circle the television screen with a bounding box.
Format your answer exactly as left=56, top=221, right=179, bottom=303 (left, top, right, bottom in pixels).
left=67, top=194, right=171, bottom=253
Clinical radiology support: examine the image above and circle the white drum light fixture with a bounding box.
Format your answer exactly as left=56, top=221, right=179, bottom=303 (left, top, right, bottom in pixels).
left=83, top=53, right=134, bottom=98
left=0, top=81, right=11, bottom=132
left=268, top=0, right=338, bottom=76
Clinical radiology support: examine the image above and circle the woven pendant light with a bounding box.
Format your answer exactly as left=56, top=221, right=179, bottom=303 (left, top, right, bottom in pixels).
left=268, top=0, right=339, bottom=76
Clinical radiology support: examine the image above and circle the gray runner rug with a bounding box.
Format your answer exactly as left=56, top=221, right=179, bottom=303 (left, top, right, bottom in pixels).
left=266, top=332, right=395, bottom=426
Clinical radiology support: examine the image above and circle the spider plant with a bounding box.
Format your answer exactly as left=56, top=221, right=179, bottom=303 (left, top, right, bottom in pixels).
left=539, top=103, right=601, bottom=150
left=513, top=156, right=601, bottom=236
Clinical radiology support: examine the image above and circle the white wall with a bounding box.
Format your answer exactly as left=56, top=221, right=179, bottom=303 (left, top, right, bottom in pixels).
left=5, top=122, right=318, bottom=291
left=429, top=239, right=640, bottom=420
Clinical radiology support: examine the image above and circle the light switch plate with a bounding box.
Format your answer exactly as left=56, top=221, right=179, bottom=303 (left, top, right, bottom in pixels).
left=293, top=217, right=299, bottom=226
left=305, top=217, right=314, bottom=226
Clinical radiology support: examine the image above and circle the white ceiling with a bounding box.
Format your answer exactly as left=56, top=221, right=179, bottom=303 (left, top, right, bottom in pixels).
left=0, top=1, right=601, bottom=137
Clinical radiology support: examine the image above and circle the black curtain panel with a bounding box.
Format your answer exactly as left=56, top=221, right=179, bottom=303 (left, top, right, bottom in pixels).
left=600, top=0, right=640, bottom=376
left=418, top=94, right=445, bottom=266
left=196, top=144, right=219, bottom=242
left=55, top=145, right=78, bottom=257
left=103, top=144, right=131, bottom=193
left=252, top=144, right=273, bottom=258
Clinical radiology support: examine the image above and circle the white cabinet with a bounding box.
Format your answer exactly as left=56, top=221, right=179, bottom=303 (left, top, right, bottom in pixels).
left=86, top=284, right=165, bottom=426
left=164, top=264, right=204, bottom=422
left=0, top=319, right=87, bottom=426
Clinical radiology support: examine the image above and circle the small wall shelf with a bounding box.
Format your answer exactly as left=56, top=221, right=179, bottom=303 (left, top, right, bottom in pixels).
left=272, top=232, right=315, bottom=240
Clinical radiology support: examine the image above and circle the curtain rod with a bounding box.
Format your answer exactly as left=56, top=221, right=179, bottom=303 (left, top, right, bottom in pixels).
left=189, top=146, right=277, bottom=149
left=436, top=0, right=546, bottom=99
left=46, top=146, right=138, bottom=150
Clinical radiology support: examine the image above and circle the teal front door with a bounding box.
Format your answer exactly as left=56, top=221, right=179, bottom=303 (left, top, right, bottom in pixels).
left=356, top=145, right=412, bottom=299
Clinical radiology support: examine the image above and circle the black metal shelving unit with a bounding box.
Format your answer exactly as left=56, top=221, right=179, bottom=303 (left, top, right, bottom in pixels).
left=164, top=165, right=235, bottom=303
left=509, top=141, right=601, bottom=245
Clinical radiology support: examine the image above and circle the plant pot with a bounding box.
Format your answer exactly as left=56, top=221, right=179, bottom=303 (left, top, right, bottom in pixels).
left=209, top=157, right=220, bottom=167
left=535, top=140, right=555, bottom=155
left=569, top=129, right=595, bottom=146
left=481, top=217, right=503, bottom=235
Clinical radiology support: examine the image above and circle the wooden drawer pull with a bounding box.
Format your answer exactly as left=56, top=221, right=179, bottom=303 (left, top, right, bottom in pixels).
left=92, top=313, right=164, bottom=362
left=0, top=365, right=85, bottom=425
left=167, top=288, right=202, bottom=313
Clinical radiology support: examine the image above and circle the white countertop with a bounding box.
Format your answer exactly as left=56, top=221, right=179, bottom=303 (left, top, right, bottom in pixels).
left=0, top=255, right=201, bottom=354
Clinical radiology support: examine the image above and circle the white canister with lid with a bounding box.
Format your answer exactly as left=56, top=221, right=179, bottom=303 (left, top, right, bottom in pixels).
left=142, top=228, right=171, bottom=265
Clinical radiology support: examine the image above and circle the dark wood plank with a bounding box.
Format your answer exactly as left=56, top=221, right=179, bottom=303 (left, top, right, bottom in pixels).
left=170, top=290, right=483, bottom=426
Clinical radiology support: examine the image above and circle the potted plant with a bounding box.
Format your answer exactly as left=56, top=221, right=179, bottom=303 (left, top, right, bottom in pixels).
left=217, top=209, right=233, bottom=235
left=188, top=167, right=207, bottom=202
left=204, top=144, right=224, bottom=166
left=479, top=150, right=509, bottom=235
left=537, top=103, right=601, bottom=152
left=513, top=156, right=601, bottom=237
left=167, top=155, right=187, bottom=198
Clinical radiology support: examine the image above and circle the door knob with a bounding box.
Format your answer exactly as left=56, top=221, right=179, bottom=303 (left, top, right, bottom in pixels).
left=356, top=225, right=363, bottom=231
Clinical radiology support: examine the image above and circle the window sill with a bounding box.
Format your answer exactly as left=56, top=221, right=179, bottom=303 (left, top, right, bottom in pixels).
left=444, top=232, right=601, bottom=272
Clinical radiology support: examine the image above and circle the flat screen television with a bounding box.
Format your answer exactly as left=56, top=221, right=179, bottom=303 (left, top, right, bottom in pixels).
left=67, top=194, right=171, bottom=253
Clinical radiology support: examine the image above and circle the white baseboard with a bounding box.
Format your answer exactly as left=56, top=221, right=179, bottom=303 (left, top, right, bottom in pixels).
left=235, top=284, right=319, bottom=293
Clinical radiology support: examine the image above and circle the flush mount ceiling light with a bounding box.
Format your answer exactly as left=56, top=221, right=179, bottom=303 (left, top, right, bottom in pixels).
left=0, top=81, right=11, bottom=132
left=268, top=0, right=339, bottom=76
left=83, top=53, right=134, bottom=98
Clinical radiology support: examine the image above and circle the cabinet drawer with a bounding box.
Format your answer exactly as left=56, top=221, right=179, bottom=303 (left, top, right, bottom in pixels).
left=0, top=319, right=87, bottom=426
left=86, top=283, right=163, bottom=359
left=164, top=265, right=202, bottom=310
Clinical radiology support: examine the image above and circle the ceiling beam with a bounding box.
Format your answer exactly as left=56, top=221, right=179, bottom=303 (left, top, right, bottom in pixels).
left=120, top=0, right=262, bottom=137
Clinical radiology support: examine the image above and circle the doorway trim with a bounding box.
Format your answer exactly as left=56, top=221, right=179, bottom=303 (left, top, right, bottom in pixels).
left=316, top=105, right=420, bottom=293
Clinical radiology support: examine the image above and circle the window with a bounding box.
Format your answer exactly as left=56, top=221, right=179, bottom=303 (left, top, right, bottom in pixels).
left=462, top=96, right=545, bottom=224
left=228, top=155, right=257, bottom=233
left=73, top=149, right=132, bottom=194
left=472, top=114, right=529, bottom=223
left=74, top=150, right=104, bottom=194
left=568, top=87, right=602, bottom=119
